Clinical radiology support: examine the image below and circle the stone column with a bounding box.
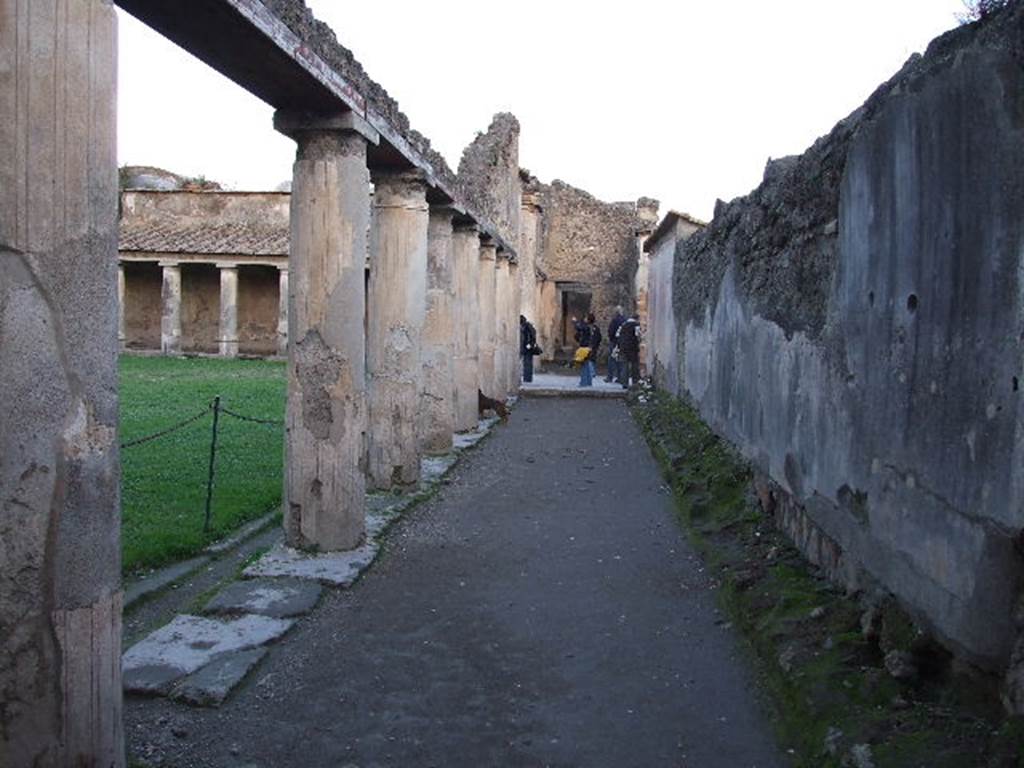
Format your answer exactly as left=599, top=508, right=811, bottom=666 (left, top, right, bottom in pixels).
left=518, top=192, right=542, bottom=327
left=367, top=169, right=429, bottom=490
left=274, top=110, right=378, bottom=551
left=452, top=223, right=481, bottom=431
left=118, top=263, right=127, bottom=350
left=420, top=206, right=456, bottom=454
left=0, top=1, right=124, bottom=764
left=160, top=261, right=182, bottom=355
left=509, top=259, right=522, bottom=387
left=218, top=263, right=239, bottom=357
left=277, top=266, right=289, bottom=357
left=477, top=238, right=498, bottom=398
left=494, top=256, right=511, bottom=397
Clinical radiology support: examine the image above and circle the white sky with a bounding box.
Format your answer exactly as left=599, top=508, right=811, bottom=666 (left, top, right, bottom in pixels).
left=117, top=1, right=967, bottom=222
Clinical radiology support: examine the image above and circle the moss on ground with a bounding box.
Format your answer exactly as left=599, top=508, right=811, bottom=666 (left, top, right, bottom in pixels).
left=630, top=387, right=1024, bottom=767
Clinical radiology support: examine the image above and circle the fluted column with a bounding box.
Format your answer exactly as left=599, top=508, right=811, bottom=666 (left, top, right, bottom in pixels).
left=218, top=263, right=239, bottom=357
left=367, top=169, right=429, bottom=490
left=274, top=110, right=377, bottom=551
left=160, top=261, right=182, bottom=355
left=277, top=266, right=289, bottom=357
left=0, top=1, right=124, bottom=763
left=452, top=223, right=481, bottom=431
left=420, top=206, right=456, bottom=454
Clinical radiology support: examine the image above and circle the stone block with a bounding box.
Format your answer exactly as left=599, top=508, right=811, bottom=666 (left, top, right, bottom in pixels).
left=122, top=614, right=294, bottom=694
left=171, top=648, right=268, bottom=707
left=203, top=579, right=322, bottom=619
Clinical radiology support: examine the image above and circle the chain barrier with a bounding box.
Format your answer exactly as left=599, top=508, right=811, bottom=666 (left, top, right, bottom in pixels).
left=121, top=395, right=283, bottom=534
left=219, top=405, right=285, bottom=426
left=120, top=405, right=211, bottom=449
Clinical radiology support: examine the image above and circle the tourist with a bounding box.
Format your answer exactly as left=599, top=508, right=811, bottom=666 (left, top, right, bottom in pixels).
left=519, top=314, right=539, bottom=383
left=605, top=306, right=625, bottom=383
left=616, top=313, right=641, bottom=389
left=577, top=313, right=601, bottom=387
left=573, top=315, right=593, bottom=386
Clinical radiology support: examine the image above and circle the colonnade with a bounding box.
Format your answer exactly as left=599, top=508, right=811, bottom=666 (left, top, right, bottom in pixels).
left=125, top=260, right=289, bottom=357
left=273, top=110, right=522, bottom=552
left=1, top=4, right=523, bottom=762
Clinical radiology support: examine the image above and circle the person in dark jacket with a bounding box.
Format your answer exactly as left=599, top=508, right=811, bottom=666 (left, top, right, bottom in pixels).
left=519, top=315, right=538, bottom=383
left=616, top=314, right=642, bottom=389
left=575, top=313, right=599, bottom=387
left=605, top=306, right=625, bottom=383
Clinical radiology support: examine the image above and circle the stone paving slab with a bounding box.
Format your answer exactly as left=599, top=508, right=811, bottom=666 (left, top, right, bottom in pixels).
left=520, top=373, right=627, bottom=398
left=123, top=614, right=294, bottom=694
left=171, top=648, right=268, bottom=708
left=242, top=540, right=380, bottom=587
left=203, top=578, right=323, bottom=619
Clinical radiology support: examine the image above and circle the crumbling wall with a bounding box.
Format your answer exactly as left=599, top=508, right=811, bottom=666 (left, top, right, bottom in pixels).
left=456, top=113, right=521, bottom=247
left=671, top=5, right=1024, bottom=682
left=538, top=180, right=649, bottom=338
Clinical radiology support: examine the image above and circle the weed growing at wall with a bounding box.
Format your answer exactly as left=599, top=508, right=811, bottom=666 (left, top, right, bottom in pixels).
left=629, top=388, right=1024, bottom=767
left=119, top=356, right=285, bottom=573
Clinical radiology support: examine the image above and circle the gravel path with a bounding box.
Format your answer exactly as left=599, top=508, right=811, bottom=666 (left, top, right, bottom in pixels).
left=126, top=398, right=786, bottom=768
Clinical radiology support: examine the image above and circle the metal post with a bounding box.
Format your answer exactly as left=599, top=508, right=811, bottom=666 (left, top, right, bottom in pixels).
left=203, top=396, right=221, bottom=532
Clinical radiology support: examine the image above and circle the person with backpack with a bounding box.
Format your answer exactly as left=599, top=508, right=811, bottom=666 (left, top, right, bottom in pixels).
left=616, top=313, right=642, bottom=389
left=519, top=315, right=540, bottom=383
left=605, top=306, right=625, bottom=383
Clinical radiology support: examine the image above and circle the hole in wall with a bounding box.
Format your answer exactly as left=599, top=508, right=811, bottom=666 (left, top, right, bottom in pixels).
left=907, top=293, right=919, bottom=313
left=1014, top=376, right=1019, bottom=392
left=868, top=291, right=875, bottom=307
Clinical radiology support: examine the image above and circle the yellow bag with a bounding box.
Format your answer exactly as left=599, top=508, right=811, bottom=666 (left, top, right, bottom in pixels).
left=574, top=347, right=591, bottom=364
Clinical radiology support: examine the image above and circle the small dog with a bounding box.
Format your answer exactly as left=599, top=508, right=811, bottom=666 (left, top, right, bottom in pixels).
left=478, top=389, right=510, bottom=422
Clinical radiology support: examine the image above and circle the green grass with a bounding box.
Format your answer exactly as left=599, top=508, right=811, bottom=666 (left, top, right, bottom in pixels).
left=120, top=356, right=286, bottom=574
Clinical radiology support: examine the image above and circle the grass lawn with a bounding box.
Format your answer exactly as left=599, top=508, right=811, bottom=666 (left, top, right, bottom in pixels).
left=120, top=355, right=286, bottom=574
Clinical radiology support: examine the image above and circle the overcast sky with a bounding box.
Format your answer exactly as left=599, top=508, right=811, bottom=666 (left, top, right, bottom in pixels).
left=117, top=1, right=967, bottom=222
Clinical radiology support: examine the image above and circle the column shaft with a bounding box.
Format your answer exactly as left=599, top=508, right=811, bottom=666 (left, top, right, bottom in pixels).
left=509, top=260, right=522, bottom=386
left=281, top=124, right=369, bottom=551
left=420, top=207, right=456, bottom=454
left=218, top=264, right=239, bottom=357
left=494, top=257, right=511, bottom=398
left=277, top=267, right=289, bottom=357
left=0, top=1, right=124, bottom=763
left=160, top=262, right=182, bottom=355
left=118, top=263, right=126, bottom=350
left=367, top=170, right=429, bottom=490
left=452, top=225, right=481, bottom=431
left=477, top=241, right=498, bottom=398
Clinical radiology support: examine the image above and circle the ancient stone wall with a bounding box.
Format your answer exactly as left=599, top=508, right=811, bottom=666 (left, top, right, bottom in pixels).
left=533, top=180, right=651, bottom=356
left=181, top=264, right=220, bottom=354
left=121, top=190, right=291, bottom=229
left=238, top=265, right=280, bottom=356
left=124, top=262, right=162, bottom=349
left=456, top=113, right=521, bottom=247
left=668, top=5, right=1024, bottom=683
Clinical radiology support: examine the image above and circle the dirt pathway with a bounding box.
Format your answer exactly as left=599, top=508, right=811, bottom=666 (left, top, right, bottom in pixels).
left=126, top=397, right=786, bottom=768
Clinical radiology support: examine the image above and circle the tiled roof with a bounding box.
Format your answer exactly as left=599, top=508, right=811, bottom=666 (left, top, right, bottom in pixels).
left=119, top=220, right=288, bottom=257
